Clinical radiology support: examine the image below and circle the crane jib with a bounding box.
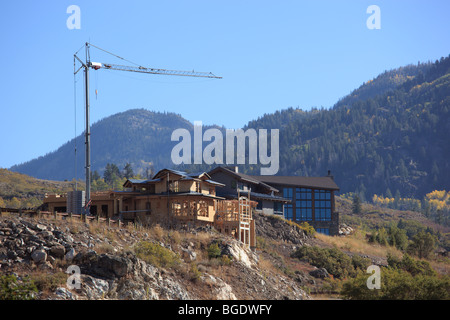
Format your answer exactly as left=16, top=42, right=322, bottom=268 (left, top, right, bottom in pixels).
left=89, top=62, right=222, bottom=79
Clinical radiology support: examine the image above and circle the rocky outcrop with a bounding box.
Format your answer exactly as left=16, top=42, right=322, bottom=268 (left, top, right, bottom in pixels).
left=254, top=213, right=309, bottom=245
left=309, top=267, right=329, bottom=279
left=0, top=215, right=310, bottom=300
left=339, top=223, right=354, bottom=236
left=0, top=218, right=76, bottom=268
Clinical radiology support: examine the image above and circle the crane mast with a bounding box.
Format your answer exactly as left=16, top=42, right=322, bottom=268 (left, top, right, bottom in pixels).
left=74, top=42, right=221, bottom=215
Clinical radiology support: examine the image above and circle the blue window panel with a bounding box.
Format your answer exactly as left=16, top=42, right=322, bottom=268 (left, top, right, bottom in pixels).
left=284, top=205, right=293, bottom=220
left=284, top=188, right=293, bottom=199
left=317, top=228, right=329, bottom=235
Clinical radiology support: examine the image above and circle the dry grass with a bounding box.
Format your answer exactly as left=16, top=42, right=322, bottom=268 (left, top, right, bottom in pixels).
left=315, top=230, right=403, bottom=259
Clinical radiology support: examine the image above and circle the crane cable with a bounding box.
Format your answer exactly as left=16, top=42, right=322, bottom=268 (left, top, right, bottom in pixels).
left=87, top=42, right=142, bottom=67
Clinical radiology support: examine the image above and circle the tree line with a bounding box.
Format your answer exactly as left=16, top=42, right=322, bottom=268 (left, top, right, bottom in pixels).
left=91, top=162, right=154, bottom=192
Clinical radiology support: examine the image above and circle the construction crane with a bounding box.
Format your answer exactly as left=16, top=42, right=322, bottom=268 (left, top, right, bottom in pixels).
left=74, top=42, right=222, bottom=215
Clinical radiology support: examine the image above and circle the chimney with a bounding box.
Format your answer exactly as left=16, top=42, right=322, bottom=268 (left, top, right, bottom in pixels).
left=234, top=166, right=239, bottom=173
left=327, top=170, right=334, bottom=180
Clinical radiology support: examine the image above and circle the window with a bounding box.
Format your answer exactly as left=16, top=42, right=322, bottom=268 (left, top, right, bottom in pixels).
left=295, top=188, right=313, bottom=221
left=285, top=205, right=293, bottom=220
left=314, top=190, right=332, bottom=221
left=316, top=228, right=329, bottom=235
left=256, top=200, right=263, bottom=210
left=283, top=188, right=293, bottom=220
left=274, top=201, right=283, bottom=215
left=283, top=188, right=293, bottom=199
left=169, top=181, right=179, bottom=192
left=195, top=181, right=202, bottom=193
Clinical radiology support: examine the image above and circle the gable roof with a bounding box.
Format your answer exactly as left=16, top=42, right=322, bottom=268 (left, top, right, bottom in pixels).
left=124, top=168, right=224, bottom=187
left=123, top=178, right=161, bottom=188
left=208, top=166, right=278, bottom=192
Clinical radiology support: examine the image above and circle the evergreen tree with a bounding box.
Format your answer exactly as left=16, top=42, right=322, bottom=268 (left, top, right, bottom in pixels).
left=103, top=163, right=121, bottom=186
left=386, top=188, right=393, bottom=198
left=407, top=231, right=436, bottom=259
left=123, top=163, right=134, bottom=179
left=352, top=194, right=362, bottom=214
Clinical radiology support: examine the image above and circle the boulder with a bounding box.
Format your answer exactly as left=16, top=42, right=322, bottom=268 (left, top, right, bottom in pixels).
left=31, top=249, right=47, bottom=263
left=81, top=275, right=110, bottom=299
left=309, top=267, right=329, bottom=279
left=54, top=287, right=76, bottom=300
left=50, top=245, right=66, bottom=259
left=97, top=254, right=131, bottom=278
left=35, top=224, right=47, bottom=232
left=221, top=241, right=257, bottom=268
left=65, top=248, right=76, bottom=261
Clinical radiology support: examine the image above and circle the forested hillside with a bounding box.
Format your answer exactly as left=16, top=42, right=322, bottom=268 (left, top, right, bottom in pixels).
left=9, top=56, right=450, bottom=202
left=244, top=56, right=450, bottom=200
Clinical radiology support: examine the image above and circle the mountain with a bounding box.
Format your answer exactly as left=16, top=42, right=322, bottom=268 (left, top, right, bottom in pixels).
left=10, top=55, right=450, bottom=200
left=243, top=55, right=450, bottom=199
left=0, top=168, right=80, bottom=208
left=10, top=110, right=193, bottom=181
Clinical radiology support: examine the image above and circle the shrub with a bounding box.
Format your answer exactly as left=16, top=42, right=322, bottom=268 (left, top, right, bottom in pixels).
left=151, top=224, right=165, bottom=241
left=0, top=275, right=37, bottom=300
left=387, top=253, right=435, bottom=276
left=134, top=241, right=180, bottom=268
left=291, top=246, right=354, bottom=279
left=207, top=242, right=222, bottom=259
left=190, top=263, right=202, bottom=282
left=31, top=272, right=67, bottom=293
left=341, top=267, right=450, bottom=300
left=407, top=231, right=437, bottom=259
left=297, top=222, right=316, bottom=237
left=351, top=254, right=372, bottom=271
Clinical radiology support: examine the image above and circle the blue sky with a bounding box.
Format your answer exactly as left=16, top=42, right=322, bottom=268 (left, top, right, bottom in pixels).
left=0, top=0, right=449, bottom=170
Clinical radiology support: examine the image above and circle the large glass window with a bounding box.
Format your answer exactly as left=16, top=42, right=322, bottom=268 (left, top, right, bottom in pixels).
left=314, top=190, right=331, bottom=221
left=283, top=188, right=293, bottom=220
left=295, top=188, right=313, bottom=221
left=274, top=201, right=283, bottom=215
left=283, top=188, right=293, bottom=199
left=316, top=228, right=329, bottom=235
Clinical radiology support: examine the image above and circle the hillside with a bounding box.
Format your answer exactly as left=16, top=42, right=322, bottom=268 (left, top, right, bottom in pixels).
left=0, top=211, right=313, bottom=300
left=9, top=55, right=450, bottom=201
left=0, top=169, right=80, bottom=209
left=10, top=110, right=194, bottom=181
left=1, top=200, right=448, bottom=301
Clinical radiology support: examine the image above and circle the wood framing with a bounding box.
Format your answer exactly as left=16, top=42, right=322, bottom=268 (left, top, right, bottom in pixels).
left=43, top=168, right=256, bottom=247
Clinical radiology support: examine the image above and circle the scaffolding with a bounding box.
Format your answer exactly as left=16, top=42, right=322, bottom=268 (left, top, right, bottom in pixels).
left=215, top=189, right=254, bottom=248
left=238, top=189, right=252, bottom=247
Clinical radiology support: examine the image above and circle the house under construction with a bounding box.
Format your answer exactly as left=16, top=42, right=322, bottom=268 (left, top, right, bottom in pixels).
left=43, top=169, right=256, bottom=248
